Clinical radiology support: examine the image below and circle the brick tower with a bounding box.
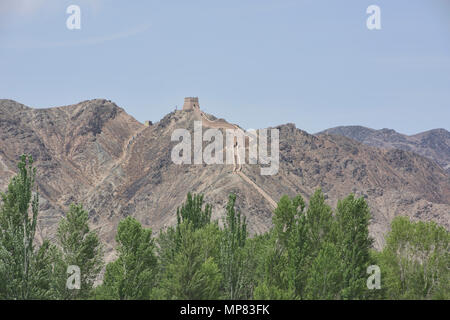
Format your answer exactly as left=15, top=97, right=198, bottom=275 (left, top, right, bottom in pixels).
left=182, top=97, right=200, bottom=111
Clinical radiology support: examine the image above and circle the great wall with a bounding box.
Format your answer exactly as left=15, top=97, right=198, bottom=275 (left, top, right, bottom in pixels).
left=37, top=97, right=277, bottom=248
left=182, top=97, right=277, bottom=209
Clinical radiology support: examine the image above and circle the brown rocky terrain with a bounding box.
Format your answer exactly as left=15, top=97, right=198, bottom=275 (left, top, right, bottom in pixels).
left=318, top=126, right=450, bottom=174
left=0, top=99, right=449, bottom=261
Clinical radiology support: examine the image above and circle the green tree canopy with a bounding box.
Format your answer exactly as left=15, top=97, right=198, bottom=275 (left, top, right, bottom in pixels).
left=54, top=203, right=103, bottom=299
left=0, top=155, right=55, bottom=299
left=377, top=216, right=449, bottom=299
left=97, top=217, right=157, bottom=300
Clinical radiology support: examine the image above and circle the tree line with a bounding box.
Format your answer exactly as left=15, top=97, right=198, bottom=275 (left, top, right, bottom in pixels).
left=0, top=155, right=448, bottom=300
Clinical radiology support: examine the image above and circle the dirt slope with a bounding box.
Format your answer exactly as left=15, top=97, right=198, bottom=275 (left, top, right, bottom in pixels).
left=0, top=99, right=449, bottom=259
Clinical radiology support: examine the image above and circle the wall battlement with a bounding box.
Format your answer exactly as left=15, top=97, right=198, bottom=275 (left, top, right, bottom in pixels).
left=182, top=97, right=200, bottom=110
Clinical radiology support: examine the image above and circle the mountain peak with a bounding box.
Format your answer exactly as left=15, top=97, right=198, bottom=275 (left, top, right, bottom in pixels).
left=317, top=125, right=450, bottom=173
left=0, top=99, right=448, bottom=255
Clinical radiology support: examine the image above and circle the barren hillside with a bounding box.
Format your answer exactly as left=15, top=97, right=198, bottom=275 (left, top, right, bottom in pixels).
left=318, top=126, right=450, bottom=173
left=0, top=99, right=449, bottom=261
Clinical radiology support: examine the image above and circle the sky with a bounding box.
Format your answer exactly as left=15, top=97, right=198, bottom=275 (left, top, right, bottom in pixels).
left=0, top=0, right=449, bottom=135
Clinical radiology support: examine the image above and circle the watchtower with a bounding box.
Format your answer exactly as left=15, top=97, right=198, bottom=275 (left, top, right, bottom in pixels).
left=182, top=97, right=200, bottom=111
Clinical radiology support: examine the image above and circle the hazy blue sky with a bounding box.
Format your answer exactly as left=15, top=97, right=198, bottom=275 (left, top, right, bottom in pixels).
left=1, top=0, right=449, bottom=134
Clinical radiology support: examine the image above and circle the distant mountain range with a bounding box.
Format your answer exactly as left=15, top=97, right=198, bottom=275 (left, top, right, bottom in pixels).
left=0, top=99, right=449, bottom=261
left=317, top=126, right=450, bottom=174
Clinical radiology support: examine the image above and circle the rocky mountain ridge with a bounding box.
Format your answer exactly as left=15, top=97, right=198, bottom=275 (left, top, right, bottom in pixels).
left=318, top=126, right=450, bottom=173
left=0, top=99, right=449, bottom=261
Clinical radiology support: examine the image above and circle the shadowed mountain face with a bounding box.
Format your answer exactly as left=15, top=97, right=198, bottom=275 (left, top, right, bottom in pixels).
left=1, top=99, right=449, bottom=260
left=317, top=126, right=450, bottom=174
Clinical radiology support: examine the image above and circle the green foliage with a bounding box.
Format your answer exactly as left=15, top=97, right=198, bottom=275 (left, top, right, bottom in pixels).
left=304, top=242, right=343, bottom=299
left=28, top=240, right=61, bottom=299
left=253, top=281, right=296, bottom=300
left=304, top=189, right=334, bottom=253
left=98, top=217, right=157, bottom=300
left=0, top=155, right=55, bottom=299
left=254, top=194, right=307, bottom=299
left=377, top=216, right=449, bottom=299
left=254, top=190, right=375, bottom=300
left=156, top=193, right=217, bottom=294
left=273, top=194, right=305, bottom=248
left=176, top=193, right=212, bottom=230
left=219, top=194, right=252, bottom=299
left=159, top=222, right=222, bottom=299
left=1, top=155, right=448, bottom=301
left=156, top=225, right=178, bottom=280
left=334, top=194, right=373, bottom=299
left=54, top=203, right=103, bottom=299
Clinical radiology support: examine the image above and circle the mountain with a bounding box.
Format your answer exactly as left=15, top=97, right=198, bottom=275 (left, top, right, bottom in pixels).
left=1, top=99, right=449, bottom=261
left=317, top=126, right=450, bottom=173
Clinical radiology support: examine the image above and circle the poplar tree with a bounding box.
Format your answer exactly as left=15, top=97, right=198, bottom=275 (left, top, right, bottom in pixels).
left=377, top=217, right=449, bottom=299
left=176, top=192, right=212, bottom=230
left=220, top=194, right=249, bottom=299
left=160, top=222, right=222, bottom=300
left=254, top=194, right=306, bottom=299
left=334, top=195, right=373, bottom=299
left=98, top=217, right=157, bottom=300
left=0, top=155, right=49, bottom=299
left=157, top=192, right=214, bottom=286
left=55, top=203, right=103, bottom=299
